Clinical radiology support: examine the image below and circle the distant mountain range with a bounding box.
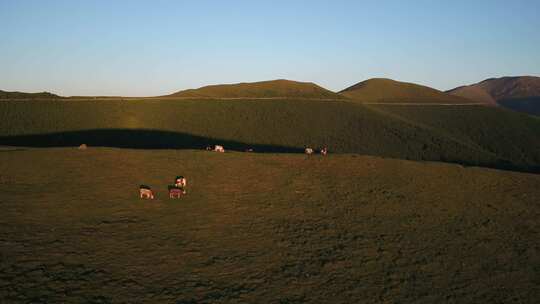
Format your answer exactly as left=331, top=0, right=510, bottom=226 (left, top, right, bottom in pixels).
left=3, top=76, right=540, bottom=115
left=447, top=76, right=540, bottom=115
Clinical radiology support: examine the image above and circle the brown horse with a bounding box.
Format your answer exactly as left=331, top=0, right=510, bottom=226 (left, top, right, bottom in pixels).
left=169, top=186, right=186, bottom=199
left=139, top=188, right=154, bottom=199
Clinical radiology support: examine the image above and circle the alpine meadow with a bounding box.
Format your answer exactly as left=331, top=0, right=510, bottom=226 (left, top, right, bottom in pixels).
left=1, top=1, right=540, bottom=303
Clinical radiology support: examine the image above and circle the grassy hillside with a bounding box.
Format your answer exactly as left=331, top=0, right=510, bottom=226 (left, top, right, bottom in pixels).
left=1, top=148, right=539, bottom=303
left=446, top=85, right=497, bottom=105
left=339, top=78, right=477, bottom=104
left=447, top=76, right=540, bottom=115
left=1, top=99, right=539, bottom=172
left=167, top=79, right=344, bottom=99
left=367, top=104, right=540, bottom=169
left=474, top=76, right=540, bottom=100
left=498, top=97, right=540, bottom=116
left=0, top=90, right=61, bottom=100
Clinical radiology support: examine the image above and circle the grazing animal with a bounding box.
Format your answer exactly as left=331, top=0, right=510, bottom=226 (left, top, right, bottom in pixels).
left=175, top=176, right=187, bottom=188
left=321, top=147, right=328, bottom=156
left=139, top=186, right=155, bottom=199
left=214, top=145, right=225, bottom=153
left=169, top=187, right=186, bottom=199
left=305, top=147, right=314, bottom=155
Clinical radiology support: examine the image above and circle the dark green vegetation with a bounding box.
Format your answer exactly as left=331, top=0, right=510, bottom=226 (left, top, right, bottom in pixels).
left=339, top=78, right=476, bottom=104
left=0, top=90, right=60, bottom=100
left=498, top=97, right=540, bottom=116
left=1, top=148, right=539, bottom=303
left=448, top=76, right=540, bottom=116
left=1, top=99, right=540, bottom=173
left=366, top=104, right=540, bottom=171
left=166, top=79, right=344, bottom=99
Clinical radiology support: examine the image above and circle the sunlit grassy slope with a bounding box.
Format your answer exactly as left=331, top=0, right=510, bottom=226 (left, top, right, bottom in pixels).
left=1, top=148, right=539, bottom=303
left=1, top=99, right=539, bottom=172
left=340, top=78, right=477, bottom=104
left=167, top=79, right=344, bottom=99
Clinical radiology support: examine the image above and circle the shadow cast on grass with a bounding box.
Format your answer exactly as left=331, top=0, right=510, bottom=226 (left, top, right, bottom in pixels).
left=498, top=97, right=540, bottom=116
left=0, top=129, right=303, bottom=153
left=1, top=129, right=539, bottom=174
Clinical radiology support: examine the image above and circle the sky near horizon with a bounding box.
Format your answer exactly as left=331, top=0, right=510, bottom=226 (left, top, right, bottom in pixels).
left=1, top=0, right=539, bottom=96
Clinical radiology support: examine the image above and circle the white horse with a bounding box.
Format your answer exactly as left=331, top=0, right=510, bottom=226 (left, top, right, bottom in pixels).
left=321, top=147, right=328, bottom=156
left=214, top=145, right=225, bottom=153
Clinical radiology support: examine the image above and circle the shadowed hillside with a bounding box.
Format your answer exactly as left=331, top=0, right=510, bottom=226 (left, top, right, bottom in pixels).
left=0, top=90, right=61, bottom=100
left=339, top=78, right=477, bottom=104
left=0, top=129, right=301, bottom=153
left=1, top=99, right=540, bottom=172
left=166, top=79, right=344, bottom=99
left=447, top=76, right=540, bottom=115
left=498, top=97, right=540, bottom=116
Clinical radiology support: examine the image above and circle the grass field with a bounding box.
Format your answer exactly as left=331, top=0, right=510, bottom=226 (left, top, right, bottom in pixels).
left=1, top=99, right=540, bottom=173
left=1, top=147, right=539, bottom=303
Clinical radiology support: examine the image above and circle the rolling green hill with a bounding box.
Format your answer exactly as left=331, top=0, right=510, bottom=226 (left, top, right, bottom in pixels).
left=340, top=78, right=478, bottom=104
left=1, top=99, right=539, bottom=172
left=166, top=79, right=344, bottom=99
left=447, top=76, right=540, bottom=115
left=446, top=85, right=497, bottom=105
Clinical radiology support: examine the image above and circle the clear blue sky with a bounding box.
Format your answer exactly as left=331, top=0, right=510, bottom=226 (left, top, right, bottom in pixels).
left=1, top=0, right=539, bottom=96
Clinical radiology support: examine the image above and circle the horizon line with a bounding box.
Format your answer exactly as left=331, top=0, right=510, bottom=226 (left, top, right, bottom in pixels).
left=2, top=74, right=539, bottom=98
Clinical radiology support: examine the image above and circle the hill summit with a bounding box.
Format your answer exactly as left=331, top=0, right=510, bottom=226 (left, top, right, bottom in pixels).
left=339, top=78, right=476, bottom=104
left=166, top=79, right=344, bottom=99
left=447, top=76, right=540, bottom=115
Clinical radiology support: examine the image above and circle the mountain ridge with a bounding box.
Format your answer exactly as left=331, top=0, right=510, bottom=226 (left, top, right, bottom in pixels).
left=447, top=76, right=540, bottom=115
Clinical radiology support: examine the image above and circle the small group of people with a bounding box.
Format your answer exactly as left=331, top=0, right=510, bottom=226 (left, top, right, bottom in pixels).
left=139, top=176, right=187, bottom=200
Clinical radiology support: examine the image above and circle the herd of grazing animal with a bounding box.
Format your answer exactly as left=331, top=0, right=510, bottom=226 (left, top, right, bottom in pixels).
left=305, top=147, right=328, bottom=155
left=139, top=145, right=328, bottom=199
left=139, top=176, right=187, bottom=200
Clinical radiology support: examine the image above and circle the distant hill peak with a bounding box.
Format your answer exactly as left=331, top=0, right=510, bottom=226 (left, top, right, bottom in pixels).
left=339, top=78, right=476, bottom=104
left=447, top=76, right=540, bottom=115
left=448, top=76, right=540, bottom=102
left=167, top=79, right=344, bottom=99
